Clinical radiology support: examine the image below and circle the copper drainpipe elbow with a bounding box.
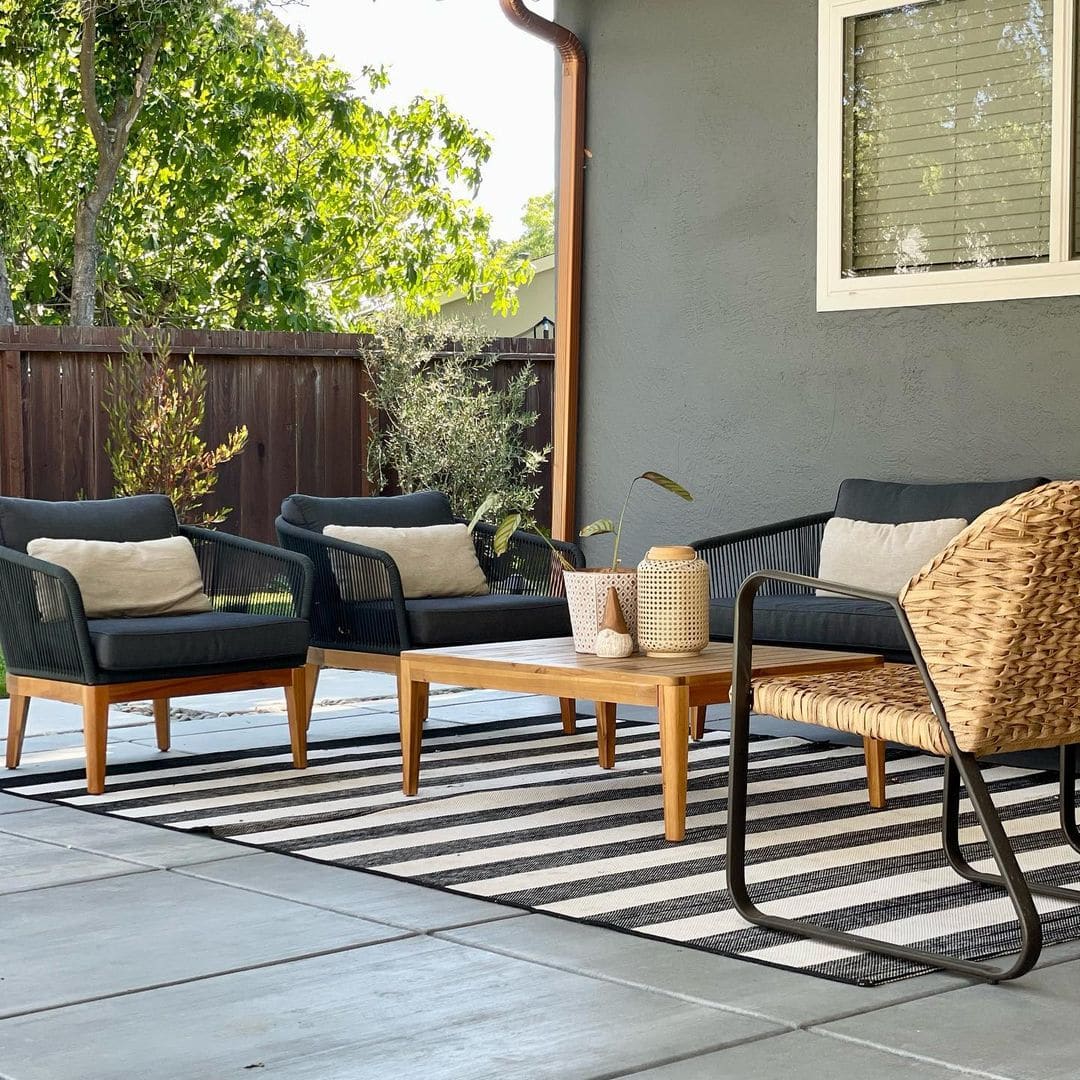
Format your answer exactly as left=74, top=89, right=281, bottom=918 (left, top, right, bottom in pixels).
left=500, top=0, right=586, bottom=542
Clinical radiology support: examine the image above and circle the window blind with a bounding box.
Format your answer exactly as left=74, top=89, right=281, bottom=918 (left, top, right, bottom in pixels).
left=842, top=0, right=1054, bottom=274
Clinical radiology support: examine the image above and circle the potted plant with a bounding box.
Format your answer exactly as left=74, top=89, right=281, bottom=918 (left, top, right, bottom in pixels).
left=484, top=472, right=692, bottom=653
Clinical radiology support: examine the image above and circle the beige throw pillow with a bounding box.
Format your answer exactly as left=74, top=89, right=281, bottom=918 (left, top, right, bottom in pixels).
left=816, top=517, right=967, bottom=597
left=27, top=535, right=212, bottom=619
left=323, top=523, right=489, bottom=600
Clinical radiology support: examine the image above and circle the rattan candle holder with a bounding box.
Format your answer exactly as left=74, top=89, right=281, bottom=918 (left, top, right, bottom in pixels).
left=636, top=545, right=709, bottom=657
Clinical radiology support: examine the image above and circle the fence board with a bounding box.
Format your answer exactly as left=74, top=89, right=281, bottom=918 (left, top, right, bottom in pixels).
left=0, top=328, right=554, bottom=543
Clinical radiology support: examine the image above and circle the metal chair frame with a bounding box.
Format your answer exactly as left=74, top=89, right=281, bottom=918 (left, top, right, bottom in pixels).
left=728, top=569, right=1080, bottom=983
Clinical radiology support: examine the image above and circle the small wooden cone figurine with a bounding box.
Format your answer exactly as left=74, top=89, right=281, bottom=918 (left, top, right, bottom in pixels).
left=594, top=586, right=635, bottom=657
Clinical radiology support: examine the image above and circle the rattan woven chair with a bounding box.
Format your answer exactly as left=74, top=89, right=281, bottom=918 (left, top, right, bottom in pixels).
left=726, top=480, right=1080, bottom=982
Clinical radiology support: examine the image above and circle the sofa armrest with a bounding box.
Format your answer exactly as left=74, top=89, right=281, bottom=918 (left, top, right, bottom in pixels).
left=275, top=517, right=410, bottom=652
left=691, top=513, right=832, bottom=598
left=470, top=522, right=585, bottom=596
left=182, top=526, right=313, bottom=620
left=0, top=547, right=98, bottom=683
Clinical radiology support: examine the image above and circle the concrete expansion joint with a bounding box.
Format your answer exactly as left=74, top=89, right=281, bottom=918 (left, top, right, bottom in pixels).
left=807, top=1028, right=1021, bottom=1080
left=428, top=928, right=800, bottom=1029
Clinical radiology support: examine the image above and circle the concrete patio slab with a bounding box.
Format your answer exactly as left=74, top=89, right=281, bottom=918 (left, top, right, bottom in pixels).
left=0, top=803, right=252, bottom=868
left=818, top=955, right=1080, bottom=1079
left=0, top=935, right=783, bottom=1080
left=178, top=851, right=527, bottom=932
left=621, top=1029, right=991, bottom=1079
left=0, top=793, right=45, bottom=814
left=0, top=832, right=148, bottom=895
left=439, top=912, right=971, bottom=1028
left=0, top=870, right=406, bottom=1020
left=426, top=693, right=569, bottom=723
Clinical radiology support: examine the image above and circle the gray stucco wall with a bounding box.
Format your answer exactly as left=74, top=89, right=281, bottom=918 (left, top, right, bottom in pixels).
left=556, top=0, right=1080, bottom=567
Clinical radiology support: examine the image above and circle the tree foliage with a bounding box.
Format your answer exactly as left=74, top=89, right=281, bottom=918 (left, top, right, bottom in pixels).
left=363, top=311, right=549, bottom=522
left=498, top=191, right=555, bottom=262
left=0, top=0, right=530, bottom=327
left=103, top=333, right=248, bottom=524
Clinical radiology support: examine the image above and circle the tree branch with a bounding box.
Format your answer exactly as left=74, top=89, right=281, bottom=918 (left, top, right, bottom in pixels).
left=78, top=1, right=108, bottom=149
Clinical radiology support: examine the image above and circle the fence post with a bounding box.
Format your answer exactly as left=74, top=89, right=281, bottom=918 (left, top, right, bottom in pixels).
left=0, top=350, right=26, bottom=497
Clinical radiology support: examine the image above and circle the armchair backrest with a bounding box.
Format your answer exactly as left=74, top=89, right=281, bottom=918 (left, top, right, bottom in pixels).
left=900, top=480, right=1080, bottom=755
left=279, top=491, right=456, bottom=533
left=833, top=477, right=1048, bottom=524
left=0, top=495, right=179, bottom=553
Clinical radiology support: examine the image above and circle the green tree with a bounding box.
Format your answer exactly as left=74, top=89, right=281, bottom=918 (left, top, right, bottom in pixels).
left=0, top=0, right=529, bottom=327
left=364, top=310, right=549, bottom=522
left=498, top=191, right=555, bottom=262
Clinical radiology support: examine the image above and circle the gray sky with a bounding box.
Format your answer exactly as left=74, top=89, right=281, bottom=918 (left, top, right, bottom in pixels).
left=283, top=0, right=556, bottom=240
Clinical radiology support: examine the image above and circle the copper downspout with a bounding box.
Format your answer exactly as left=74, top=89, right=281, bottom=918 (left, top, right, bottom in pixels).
left=499, top=0, right=585, bottom=541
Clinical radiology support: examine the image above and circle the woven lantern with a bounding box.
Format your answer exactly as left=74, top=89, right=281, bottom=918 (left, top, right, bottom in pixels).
left=636, top=545, right=709, bottom=657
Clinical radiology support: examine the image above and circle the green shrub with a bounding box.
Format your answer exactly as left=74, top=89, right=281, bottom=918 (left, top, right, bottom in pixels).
left=363, top=311, right=549, bottom=522
left=103, top=333, right=248, bottom=525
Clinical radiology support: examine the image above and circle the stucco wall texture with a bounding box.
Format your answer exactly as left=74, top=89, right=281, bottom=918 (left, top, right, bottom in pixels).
left=555, top=0, right=1080, bottom=565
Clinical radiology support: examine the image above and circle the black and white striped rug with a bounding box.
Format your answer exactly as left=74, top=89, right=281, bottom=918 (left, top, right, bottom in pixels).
left=5, top=714, right=1080, bottom=985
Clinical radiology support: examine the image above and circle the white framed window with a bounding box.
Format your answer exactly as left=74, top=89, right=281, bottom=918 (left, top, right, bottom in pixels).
left=818, top=0, right=1079, bottom=310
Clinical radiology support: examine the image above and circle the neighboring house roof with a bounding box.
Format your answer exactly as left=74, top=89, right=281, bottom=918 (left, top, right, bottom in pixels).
left=439, top=253, right=555, bottom=337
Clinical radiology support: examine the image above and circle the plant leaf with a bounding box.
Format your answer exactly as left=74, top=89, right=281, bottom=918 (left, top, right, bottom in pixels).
left=579, top=518, right=615, bottom=538
left=493, top=513, right=522, bottom=555
left=467, top=493, right=499, bottom=533
left=640, top=471, right=693, bottom=501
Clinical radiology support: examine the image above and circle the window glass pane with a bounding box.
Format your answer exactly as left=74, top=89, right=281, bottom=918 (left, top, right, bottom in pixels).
left=842, top=0, right=1054, bottom=276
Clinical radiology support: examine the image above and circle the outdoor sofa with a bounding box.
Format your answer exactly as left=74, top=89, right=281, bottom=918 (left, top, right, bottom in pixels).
left=275, top=491, right=586, bottom=726
left=691, top=477, right=1052, bottom=774
left=0, top=494, right=314, bottom=793
left=692, top=477, right=1048, bottom=662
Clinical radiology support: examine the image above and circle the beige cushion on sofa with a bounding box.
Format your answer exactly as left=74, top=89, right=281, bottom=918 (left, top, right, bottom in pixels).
left=323, top=523, right=489, bottom=599
left=27, top=535, right=212, bottom=619
left=816, top=517, right=967, bottom=597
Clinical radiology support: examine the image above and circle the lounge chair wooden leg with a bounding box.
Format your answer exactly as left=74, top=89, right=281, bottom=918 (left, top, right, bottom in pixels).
left=81, top=686, right=110, bottom=795
left=595, top=702, right=616, bottom=768
left=5, top=693, right=30, bottom=768
left=864, top=736, right=887, bottom=808
left=400, top=663, right=427, bottom=796
left=152, top=699, right=170, bottom=751
left=284, top=667, right=309, bottom=769
left=560, top=697, right=577, bottom=734
left=690, top=705, right=707, bottom=741
left=304, top=662, right=320, bottom=729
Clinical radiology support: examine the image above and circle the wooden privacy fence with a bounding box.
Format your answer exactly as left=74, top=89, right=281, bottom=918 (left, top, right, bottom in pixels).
left=0, top=327, right=554, bottom=543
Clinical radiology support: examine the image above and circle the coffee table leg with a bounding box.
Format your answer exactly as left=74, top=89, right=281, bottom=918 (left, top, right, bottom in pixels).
left=595, top=702, right=616, bottom=769
left=399, top=662, right=428, bottom=796
left=658, top=685, right=690, bottom=841
left=690, top=706, right=707, bottom=741
left=560, top=697, right=578, bottom=735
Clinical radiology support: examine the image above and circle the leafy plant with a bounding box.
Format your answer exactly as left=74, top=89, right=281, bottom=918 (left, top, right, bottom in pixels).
left=102, top=332, right=247, bottom=524
left=364, top=311, right=550, bottom=522
left=579, top=472, right=693, bottom=570
left=488, top=472, right=693, bottom=573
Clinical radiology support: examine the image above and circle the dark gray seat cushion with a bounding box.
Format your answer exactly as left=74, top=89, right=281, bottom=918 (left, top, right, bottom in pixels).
left=0, top=495, right=178, bottom=553
left=343, top=594, right=571, bottom=648
left=88, top=611, right=310, bottom=672
left=709, top=595, right=911, bottom=660
left=280, top=491, right=455, bottom=533
left=833, top=477, right=1047, bottom=525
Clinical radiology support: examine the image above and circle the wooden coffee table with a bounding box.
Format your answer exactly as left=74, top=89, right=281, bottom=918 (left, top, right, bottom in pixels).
left=397, top=638, right=882, bottom=842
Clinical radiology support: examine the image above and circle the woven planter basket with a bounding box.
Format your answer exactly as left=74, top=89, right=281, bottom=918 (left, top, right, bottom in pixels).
left=636, top=546, right=709, bottom=657
left=563, top=569, right=638, bottom=653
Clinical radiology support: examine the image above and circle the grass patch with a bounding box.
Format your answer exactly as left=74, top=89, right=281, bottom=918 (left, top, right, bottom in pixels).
left=0, top=651, right=6, bottom=699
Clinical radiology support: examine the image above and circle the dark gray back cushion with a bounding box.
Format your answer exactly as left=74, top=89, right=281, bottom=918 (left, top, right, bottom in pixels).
left=280, top=491, right=456, bottom=533
left=0, top=495, right=179, bottom=553
left=834, top=478, right=1048, bottom=525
